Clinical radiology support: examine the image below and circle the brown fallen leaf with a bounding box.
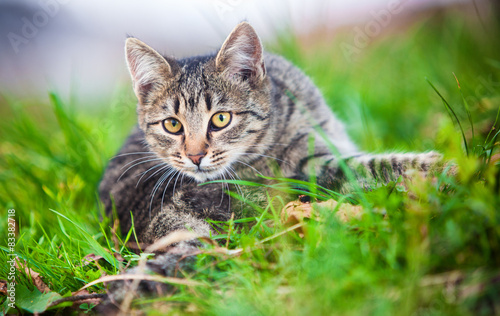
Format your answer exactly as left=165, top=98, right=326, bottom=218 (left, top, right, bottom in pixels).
left=281, top=198, right=365, bottom=237
left=281, top=201, right=310, bottom=238
left=0, top=280, right=7, bottom=295
left=15, top=260, right=50, bottom=293
left=281, top=200, right=313, bottom=224
left=82, top=253, right=104, bottom=267
left=323, top=200, right=364, bottom=223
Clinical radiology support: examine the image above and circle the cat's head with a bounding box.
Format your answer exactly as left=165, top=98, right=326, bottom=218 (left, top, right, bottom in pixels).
left=125, top=22, right=273, bottom=182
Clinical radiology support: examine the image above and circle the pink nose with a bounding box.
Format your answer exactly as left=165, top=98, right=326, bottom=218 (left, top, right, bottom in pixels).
left=187, top=154, right=205, bottom=166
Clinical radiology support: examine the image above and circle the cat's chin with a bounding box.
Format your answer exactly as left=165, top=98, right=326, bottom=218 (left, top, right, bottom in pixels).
left=183, top=169, right=223, bottom=183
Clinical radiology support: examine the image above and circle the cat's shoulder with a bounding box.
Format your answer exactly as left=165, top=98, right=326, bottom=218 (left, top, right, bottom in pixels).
left=263, top=53, right=300, bottom=76
left=263, top=52, right=320, bottom=100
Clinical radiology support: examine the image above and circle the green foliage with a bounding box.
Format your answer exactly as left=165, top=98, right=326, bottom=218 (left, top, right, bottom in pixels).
left=1, top=9, right=500, bottom=315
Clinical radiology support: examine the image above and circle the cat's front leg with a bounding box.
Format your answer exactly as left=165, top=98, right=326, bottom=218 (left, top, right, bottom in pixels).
left=139, top=182, right=232, bottom=242
left=103, top=183, right=232, bottom=309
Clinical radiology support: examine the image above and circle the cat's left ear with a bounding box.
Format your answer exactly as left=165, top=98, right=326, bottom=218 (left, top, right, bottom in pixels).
left=216, top=22, right=266, bottom=84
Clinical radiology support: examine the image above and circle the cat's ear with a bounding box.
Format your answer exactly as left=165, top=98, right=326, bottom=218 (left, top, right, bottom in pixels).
left=216, top=22, right=266, bottom=84
left=125, top=38, right=179, bottom=103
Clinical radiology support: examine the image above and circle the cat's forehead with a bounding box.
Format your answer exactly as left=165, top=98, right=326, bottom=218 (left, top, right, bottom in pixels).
left=161, top=59, right=233, bottom=115
left=165, top=86, right=229, bottom=116
left=168, top=58, right=212, bottom=96
left=176, top=55, right=214, bottom=85
left=161, top=80, right=225, bottom=122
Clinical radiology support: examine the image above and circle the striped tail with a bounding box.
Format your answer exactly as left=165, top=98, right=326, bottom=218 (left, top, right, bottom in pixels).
left=311, top=151, right=445, bottom=193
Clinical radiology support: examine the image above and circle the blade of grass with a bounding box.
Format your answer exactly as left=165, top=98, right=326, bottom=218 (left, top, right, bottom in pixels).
left=426, top=77, right=469, bottom=156
left=50, top=209, right=121, bottom=270
left=453, top=73, right=474, bottom=153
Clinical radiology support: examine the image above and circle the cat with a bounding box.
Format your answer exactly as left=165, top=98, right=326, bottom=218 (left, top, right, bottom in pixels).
left=98, top=22, right=442, bottom=301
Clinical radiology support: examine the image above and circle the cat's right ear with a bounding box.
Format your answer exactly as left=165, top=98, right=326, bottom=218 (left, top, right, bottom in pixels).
left=125, top=38, right=179, bottom=104
left=216, top=22, right=266, bottom=85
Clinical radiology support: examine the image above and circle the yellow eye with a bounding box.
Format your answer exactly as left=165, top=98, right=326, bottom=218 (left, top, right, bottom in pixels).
left=211, top=112, right=231, bottom=129
left=162, top=118, right=183, bottom=134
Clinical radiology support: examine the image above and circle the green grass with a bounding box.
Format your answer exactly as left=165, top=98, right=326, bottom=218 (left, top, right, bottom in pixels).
left=1, top=8, right=500, bottom=315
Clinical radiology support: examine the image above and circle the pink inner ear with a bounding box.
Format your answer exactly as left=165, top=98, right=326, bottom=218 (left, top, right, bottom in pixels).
left=126, top=44, right=164, bottom=99
left=223, top=42, right=263, bottom=81
left=217, top=23, right=265, bottom=82
left=137, top=83, right=153, bottom=97
left=129, top=56, right=152, bottom=95
left=128, top=56, right=139, bottom=79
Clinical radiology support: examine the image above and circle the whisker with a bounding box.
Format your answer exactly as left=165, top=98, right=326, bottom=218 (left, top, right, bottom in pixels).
left=160, top=168, right=183, bottom=212
left=224, top=181, right=229, bottom=207
left=149, top=168, right=177, bottom=220
left=226, top=166, right=244, bottom=199
left=229, top=143, right=288, bottom=149
left=228, top=165, right=243, bottom=182
left=242, top=153, right=291, bottom=164
left=180, top=172, right=187, bottom=187
left=233, top=160, right=264, bottom=176
left=144, top=164, right=173, bottom=184
left=117, top=158, right=165, bottom=182
left=227, top=167, right=246, bottom=212
left=231, top=152, right=292, bottom=166
left=111, top=152, right=156, bottom=160
left=171, top=169, right=184, bottom=199
left=219, top=170, right=227, bottom=207
left=119, top=155, right=158, bottom=170
left=161, top=169, right=179, bottom=214
left=136, top=163, right=171, bottom=188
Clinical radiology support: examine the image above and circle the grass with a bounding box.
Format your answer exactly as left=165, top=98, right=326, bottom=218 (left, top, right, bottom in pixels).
left=1, top=7, right=500, bottom=315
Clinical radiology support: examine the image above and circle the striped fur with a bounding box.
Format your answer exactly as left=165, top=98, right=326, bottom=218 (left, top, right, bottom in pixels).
left=97, top=22, right=448, bottom=304
left=99, top=22, right=444, bottom=247
left=306, top=152, right=443, bottom=193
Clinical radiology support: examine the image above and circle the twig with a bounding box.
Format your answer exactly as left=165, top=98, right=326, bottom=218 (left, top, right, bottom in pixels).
left=47, top=293, right=107, bottom=308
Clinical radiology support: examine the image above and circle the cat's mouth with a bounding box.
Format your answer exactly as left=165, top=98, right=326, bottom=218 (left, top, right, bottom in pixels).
left=168, top=153, right=234, bottom=183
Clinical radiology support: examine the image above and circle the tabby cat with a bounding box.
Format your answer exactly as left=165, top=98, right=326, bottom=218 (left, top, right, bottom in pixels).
left=99, top=22, right=441, bottom=296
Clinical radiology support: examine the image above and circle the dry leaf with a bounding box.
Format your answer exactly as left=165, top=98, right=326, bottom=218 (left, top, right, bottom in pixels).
left=15, top=260, right=50, bottom=293
left=324, top=200, right=364, bottom=223
left=82, top=253, right=104, bottom=266
left=0, top=280, right=7, bottom=295
left=281, top=199, right=312, bottom=237
left=281, top=197, right=365, bottom=234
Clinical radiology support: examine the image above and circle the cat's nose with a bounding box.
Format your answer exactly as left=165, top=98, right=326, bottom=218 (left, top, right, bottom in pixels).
left=187, top=153, right=205, bottom=166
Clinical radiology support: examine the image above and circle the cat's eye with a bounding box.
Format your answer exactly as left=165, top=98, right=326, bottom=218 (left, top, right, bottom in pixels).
left=210, top=112, right=231, bottom=130
left=162, top=118, right=183, bottom=134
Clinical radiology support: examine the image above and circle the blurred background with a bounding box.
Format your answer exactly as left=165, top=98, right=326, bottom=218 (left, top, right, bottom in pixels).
left=0, top=0, right=495, bottom=100
left=0, top=0, right=498, bottom=152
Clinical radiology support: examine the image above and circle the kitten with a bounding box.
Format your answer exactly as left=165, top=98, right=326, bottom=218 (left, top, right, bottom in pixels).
left=98, top=22, right=442, bottom=297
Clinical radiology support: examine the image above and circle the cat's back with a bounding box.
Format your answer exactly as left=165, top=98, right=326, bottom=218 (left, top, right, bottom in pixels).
left=264, top=53, right=323, bottom=104
left=263, top=53, right=358, bottom=157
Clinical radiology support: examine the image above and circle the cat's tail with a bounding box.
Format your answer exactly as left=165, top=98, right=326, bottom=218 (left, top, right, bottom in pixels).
left=309, top=151, right=448, bottom=192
